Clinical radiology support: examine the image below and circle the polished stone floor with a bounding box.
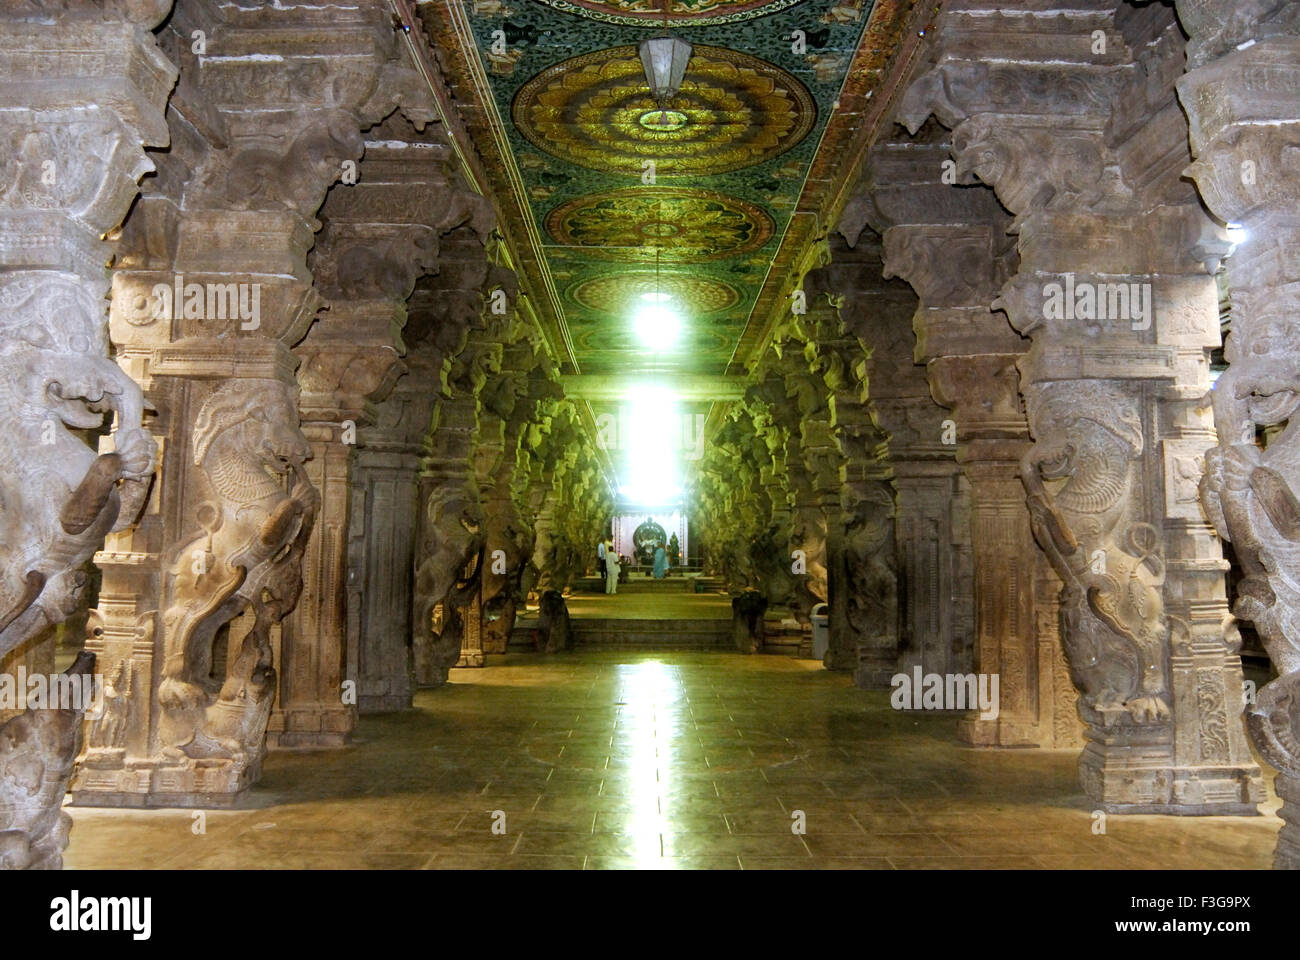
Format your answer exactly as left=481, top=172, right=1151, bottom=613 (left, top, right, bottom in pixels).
left=64, top=651, right=1281, bottom=869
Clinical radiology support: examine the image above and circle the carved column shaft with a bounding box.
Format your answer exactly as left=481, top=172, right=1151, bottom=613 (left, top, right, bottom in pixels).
left=1178, top=0, right=1300, bottom=862
left=0, top=1, right=176, bottom=868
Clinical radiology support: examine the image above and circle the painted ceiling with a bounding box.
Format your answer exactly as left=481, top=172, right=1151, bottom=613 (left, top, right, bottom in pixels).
left=426, top=0, right=892, bottom=377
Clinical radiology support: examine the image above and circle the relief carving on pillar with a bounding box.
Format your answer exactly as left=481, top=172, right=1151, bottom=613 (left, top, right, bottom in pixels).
left=413, top=484, right=483, bottom=683
left=1178, top=0, right=1300, bottom=857
left=841, top=475, right=898, bottom=675
left=1021, top=381, right=1170, bottom=725
left=157, top=379, right=317, bottom=764
left=0, top=275, right=156, bottom=655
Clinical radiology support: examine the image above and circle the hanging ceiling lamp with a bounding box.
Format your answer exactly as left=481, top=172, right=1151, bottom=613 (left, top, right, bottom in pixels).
left=639, top=0, right=691, bottom=104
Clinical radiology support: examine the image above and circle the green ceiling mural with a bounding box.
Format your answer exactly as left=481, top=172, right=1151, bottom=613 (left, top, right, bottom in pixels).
left=465, top=0, right=875, bottom=376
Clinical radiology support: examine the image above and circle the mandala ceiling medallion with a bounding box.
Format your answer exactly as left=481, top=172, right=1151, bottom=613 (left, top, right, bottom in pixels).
left=513, top=45, right=814, bottom=177
left=546, top=187, right=774, bottom=261
left=569, top=271, right=741, bottom=317
left=532, top=0, right=804, bottom=25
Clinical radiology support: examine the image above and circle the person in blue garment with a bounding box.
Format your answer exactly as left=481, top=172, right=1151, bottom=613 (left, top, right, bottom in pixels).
left=652, top=542, right=668, bottom=579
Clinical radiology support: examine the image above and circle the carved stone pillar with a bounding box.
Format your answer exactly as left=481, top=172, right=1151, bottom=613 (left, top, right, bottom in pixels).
left=1178, top=0, right=1300, bottom=861
left=826, top=242, right=975, bottom=688
left=411, top=249, right=506, bottom=685
left=72, top=1, right=423, bottom=805
left=0, top=0, right=176, bottom=866
left=743, top=364, right=827, bottom=640
left=0, top=4, right=173, bottom=660
left=853, top=131, right=1078, bottom=747
left=272, top=302, right=404, bottom=746
left=347, top=373, right=428, bottom=713
left=274, top=122, right=489, bottom=736
left=475, top=314, right=535, bottom=657
left=898, top=0, right=1261, bottom=808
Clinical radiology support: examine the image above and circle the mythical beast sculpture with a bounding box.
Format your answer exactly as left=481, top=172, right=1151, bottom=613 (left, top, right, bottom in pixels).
left=412, top=483, right=483, bottom=684
left=0, top=276, right=155, bottom=656
left=1021, top=381, right=1171, bottom=724
left=157, top=379, right=318, bottom=763
left=1201, top=321, right=1300, bottom=791
left=841, top=480, right=898, bottom=681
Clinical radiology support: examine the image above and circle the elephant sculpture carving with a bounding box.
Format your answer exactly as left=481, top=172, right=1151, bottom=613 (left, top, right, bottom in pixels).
left=0, top=651, right=97, bottom=870
left=157, top=379, right=318, bottom=763
left=841, top=481, right=898, bottom=678
left=480, top=511, right=532, bottom=654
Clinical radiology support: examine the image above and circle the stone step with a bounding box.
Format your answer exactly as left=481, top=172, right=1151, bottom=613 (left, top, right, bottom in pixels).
left=511, top=617, right=731, bottom=650
left=570, top=576, right=726, bottom=594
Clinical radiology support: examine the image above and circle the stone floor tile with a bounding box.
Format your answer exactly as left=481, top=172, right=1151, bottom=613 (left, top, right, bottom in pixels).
left=62, top=651, right=1280, bottom=869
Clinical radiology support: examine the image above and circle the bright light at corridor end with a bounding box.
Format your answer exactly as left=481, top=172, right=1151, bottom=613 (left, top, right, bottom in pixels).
left=619, top=385, right=682, bottom=506
left=634, top=292, right=681, bottom=352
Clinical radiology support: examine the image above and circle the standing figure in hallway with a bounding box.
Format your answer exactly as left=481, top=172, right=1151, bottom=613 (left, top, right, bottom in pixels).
left=596, top=537, right=607, bottom=581
left=605, top=538, right=620, bottom=594
left=653, top=543, right=668, bottom=579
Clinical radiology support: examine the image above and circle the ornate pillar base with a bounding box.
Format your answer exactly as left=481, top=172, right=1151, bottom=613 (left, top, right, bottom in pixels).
left=1078, top=737, right=1262, bottom=816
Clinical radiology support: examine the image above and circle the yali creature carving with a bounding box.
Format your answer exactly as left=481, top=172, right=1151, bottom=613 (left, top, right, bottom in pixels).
left=157, top=379, right=318, bottom=764
left=1021, top=381, right=1171, bottom=725
left=0, top=276, right=155, bottom=656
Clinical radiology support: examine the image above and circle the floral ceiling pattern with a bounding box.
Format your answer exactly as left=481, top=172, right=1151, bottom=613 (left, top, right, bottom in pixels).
left=430, top=0, right=891, bottom=375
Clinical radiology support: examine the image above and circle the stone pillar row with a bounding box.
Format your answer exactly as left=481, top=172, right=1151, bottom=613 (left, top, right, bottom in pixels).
left=67, top=0, right=444, bottom=806
left=34, top=0, right=600, bottom=813
left=694, top=405, right=779, bottom=603
left=698, top=254, right=974, bottom=680
left=884, top=0, right=1260, bottom=811
left=408, top=258, right=613, bottom=686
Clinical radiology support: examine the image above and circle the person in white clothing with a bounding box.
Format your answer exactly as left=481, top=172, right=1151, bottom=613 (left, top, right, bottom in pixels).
left=604, top=539, right=620, bottom=594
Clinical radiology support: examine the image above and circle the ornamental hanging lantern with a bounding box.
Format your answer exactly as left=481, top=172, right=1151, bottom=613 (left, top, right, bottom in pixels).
left=638, top=34, right=692, bottom=103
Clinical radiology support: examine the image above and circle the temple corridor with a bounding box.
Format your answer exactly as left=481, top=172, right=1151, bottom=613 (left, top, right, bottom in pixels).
left=63, top=651, right=1281, bottom=870
left=6, top=0, right=1300, bottom=910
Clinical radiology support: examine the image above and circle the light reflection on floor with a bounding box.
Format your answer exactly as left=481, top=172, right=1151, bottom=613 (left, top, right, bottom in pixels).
left=616, top=661, right=678, bottom=867
left=63, top=651, right=1282, bottom=869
